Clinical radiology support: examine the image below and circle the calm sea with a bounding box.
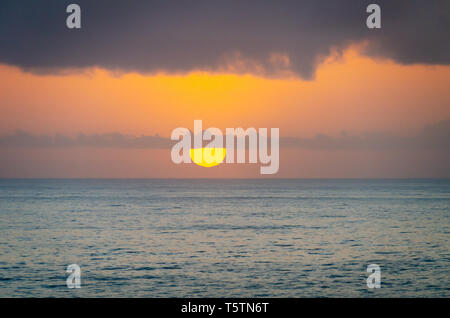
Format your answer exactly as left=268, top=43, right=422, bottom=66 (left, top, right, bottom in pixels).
left=0, top=179, right=448, bottom=297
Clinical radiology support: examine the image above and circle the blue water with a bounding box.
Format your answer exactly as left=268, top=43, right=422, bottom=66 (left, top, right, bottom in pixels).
left=0, top=179, right=449, bottom=297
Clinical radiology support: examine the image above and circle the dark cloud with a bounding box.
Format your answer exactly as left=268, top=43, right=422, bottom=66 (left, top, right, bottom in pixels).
left=0, top=0, right=448, bottom=78
left=2, top=120, right=449, bottom=150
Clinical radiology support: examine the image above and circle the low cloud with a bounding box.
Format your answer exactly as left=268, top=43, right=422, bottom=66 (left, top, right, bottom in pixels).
left=2, top=120, right=449, bottom=151
left=0, top=132, right=169, bottom=149
left=283, top=120, right=450, bottom=150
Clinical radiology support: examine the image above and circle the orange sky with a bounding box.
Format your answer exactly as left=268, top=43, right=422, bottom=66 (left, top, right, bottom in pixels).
left=1, top=47, right=449, bottom=178
left=1, top=48, right=449, bottom=138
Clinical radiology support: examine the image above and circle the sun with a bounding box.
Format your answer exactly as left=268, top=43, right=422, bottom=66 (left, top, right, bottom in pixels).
left=190, top=148, right=227, bottom=167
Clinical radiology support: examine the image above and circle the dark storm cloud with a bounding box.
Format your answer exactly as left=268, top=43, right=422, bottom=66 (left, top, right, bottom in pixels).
left=2, top=120, right=450, bottom=150
left=0, top=0, right=448, bottom=78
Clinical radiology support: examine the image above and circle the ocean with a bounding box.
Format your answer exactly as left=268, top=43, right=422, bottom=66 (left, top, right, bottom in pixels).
left=0, top=179, right=448, bottom=297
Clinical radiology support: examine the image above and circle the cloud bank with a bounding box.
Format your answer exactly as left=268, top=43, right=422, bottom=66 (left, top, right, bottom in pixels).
left=2, top=120, right=449, bottom=150
left=0, top=0, right=448, bottom=78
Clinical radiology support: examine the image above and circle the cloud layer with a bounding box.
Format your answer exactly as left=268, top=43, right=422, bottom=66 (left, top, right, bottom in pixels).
left=2, top=120, right=449, bottom=150
left=0, top=0, right=448, bottom=78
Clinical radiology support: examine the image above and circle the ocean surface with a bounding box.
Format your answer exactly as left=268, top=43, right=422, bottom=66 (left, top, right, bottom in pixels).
left=0, top=179, right=448, bottom=297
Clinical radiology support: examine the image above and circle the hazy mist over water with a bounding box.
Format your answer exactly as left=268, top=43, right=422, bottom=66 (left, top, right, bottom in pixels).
left=0, top=179, right=448, bottom=297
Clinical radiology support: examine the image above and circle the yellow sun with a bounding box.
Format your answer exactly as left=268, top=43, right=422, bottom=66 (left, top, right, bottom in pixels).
left=190, top=148, right=226, bottom=167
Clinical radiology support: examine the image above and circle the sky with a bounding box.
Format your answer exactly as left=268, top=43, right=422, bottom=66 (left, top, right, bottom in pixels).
left=0, top=0, right=449, bottom=178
